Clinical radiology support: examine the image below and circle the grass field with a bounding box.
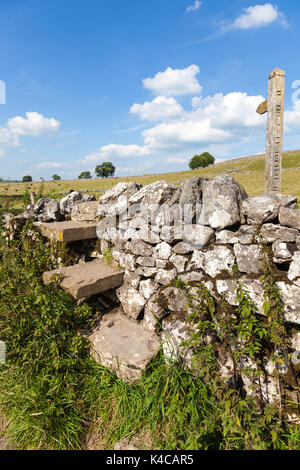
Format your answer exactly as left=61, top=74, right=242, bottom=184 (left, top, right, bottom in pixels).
left=1, top=149, right=300, bottom=211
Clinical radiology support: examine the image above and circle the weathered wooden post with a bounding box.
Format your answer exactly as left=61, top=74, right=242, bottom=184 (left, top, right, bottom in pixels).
left=256, top=67, right=285, bottom=193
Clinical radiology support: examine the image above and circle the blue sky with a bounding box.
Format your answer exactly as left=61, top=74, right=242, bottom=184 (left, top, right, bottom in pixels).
left=0, top=0, right=300, bottom=180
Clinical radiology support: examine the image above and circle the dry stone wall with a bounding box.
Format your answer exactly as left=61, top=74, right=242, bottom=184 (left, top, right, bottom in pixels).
left=2, top=175, right=300, bottom=417
left=92, top=176, right=300, bottom=413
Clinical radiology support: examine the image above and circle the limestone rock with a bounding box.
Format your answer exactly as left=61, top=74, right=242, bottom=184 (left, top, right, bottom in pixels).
left=216, top=279, right=237, bottom=306
left=13, top=211, right=34, bottom=230
left=129, top=239, right=153, bottom=256
left=43, top=199, right=64, bottom=222
left=136, top=266, right=158, bottom=278
left=138, top=226, right=161, bottom=244
left=179, top=271, right=204, bottom=283
left=287, top=251, right=300, bottom=287
left=172, top=241, right=194, bottom=254
left=144, top=291, right=168, bottom=321
left=260, top=223, right=299, bottom=243
left=89, top=309, right=161, bottom=383
left=291, top=331, right=300, bottom=350
left=234, top=244, right=263, bottom=275
left=273, top=241, right=297, bottom=264
left=201, top=174, right=248, bottom=230
left=119, top=252, right=136, bottom=271
left=71, top=201, right=99, bottom=221
left=156, top=259, right=168, bottom=268
left=169, top=253, right=188, bottom=272
left=82, top=194, right=96, bottom=202
left=242, top=193, right=297, bottom=225
left=241, top=357, right=280, bottom=405
left=1, top=212, right=14, bottom=231
left=129, top=180, right=176, bottom=207
left=178, top=177, right=208, bottom=222
left=60, top=191, right=83, bottom=214
left=216, top=225, right=256, bottom=245
left=155, top=268, right=177, bottom=285
left=124, top=271, right=141, bottom=290
left=137, top=256, right=156, bottom=267
left=276, top=282, right=300, bottom=325
left=96, top=215, right=119, bottom=242
left=159, top=225, right=183, bottom=244
left=34, top=197, right=64, bottom=222
left=162, top=311, right=195, bottom=368
left=154, top=242, right=172, bottom=260
left=116, top=285, right=146, bottom=319
left=162, top=287, right=189, bottom=313
left=97, top=182, right=142, bottom=217
left=143, top=289, right=171, bottom=331
left=279, top=207, right=300, bottom=230
left=189, top=246, right=235, bottom=278
left=216, top=278, right=265, bottom=315
left=139, top=279, right=158, bottom=300
left=182, top=224, right=215, bottom=249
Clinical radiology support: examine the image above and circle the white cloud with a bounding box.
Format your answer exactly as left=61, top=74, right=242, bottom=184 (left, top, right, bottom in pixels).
left=84, top=143, right=150, bottom=163
left=167, top=157, right=187, bottom=164
left=0, top=149, right=5, bottom=158
left=198, top=92, right=265, bottom=128
left=7, top=112, right=60, bottom=136
left=0, top=127, right=20, bottom=146
left=186, top=1, right=202, bottom=13
left=143, top=92, right=265, bottom=149
left=0, top=112, right=60, bottom=150
left=191, top=96, right=202, bottom=108
left=231, top=3, right=288, bottom=30
left=37, top=161, right=71, bottom=169
left=84, top=65, right=268, bottom=171
left=143, top=65, right=202, bottom=96
left=130, top=96, right=184, bottom=121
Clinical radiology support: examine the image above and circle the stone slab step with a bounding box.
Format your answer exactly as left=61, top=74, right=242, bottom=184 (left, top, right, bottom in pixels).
left=89, top=308, right=161, bottom=383
left=39, top=220, right=98, bottom=242
left=43, top=260, right=124, bottom=300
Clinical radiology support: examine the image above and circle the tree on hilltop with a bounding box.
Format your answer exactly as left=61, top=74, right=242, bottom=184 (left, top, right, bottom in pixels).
left=22, top=175, right=33, bottom=182
left=95, top=162, right=115, bottom=178
left=78, top=171, right=92, bottom=180
left=189, top=152, right=215, bottom=170
left=52, top=174, right=61, bottom=181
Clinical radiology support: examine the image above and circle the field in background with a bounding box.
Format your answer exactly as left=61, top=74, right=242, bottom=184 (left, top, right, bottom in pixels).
left=1, top=149, right=300, bottom=210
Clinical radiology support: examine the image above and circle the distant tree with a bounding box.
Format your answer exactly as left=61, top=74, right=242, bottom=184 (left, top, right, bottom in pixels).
left=95, top=162, right=116, bottom=178
left=78, top=171, right=92, bottom=180
left=52, top=174, right=61, bottom=181
left=189, top=152, right=215, bottom=170
left=22, top=175, right=33, bottom=182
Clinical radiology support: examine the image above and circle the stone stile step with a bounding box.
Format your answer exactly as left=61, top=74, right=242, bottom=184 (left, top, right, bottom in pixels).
left=39, top=220, right=98, bottom=242
left=43, top=260, right=124, bottom=300
left=89, top=308, right=161, bottom=383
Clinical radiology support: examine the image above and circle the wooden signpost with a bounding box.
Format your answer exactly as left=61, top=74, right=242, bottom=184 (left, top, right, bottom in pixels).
left=256, top=68, right=285, bottom=193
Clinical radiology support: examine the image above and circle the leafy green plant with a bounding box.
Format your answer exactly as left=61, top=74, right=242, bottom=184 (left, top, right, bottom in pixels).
left=103, top=247, right=113, bottom=265
left=22, top=187, right=31, bottom=208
